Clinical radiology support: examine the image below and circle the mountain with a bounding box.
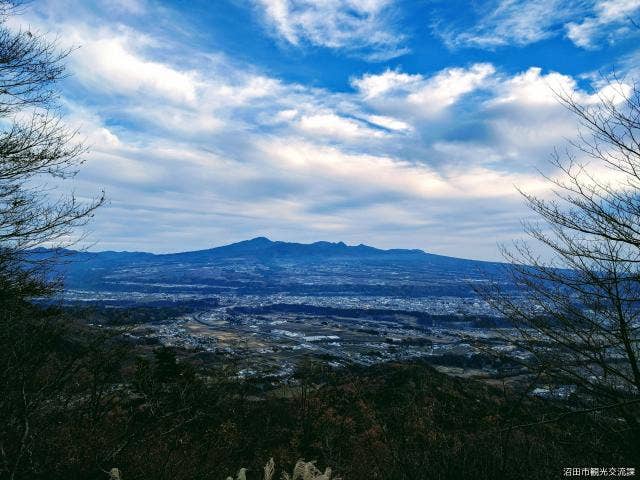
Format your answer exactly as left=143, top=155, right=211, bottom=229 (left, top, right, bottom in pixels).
left=161, top=236, right=418, bottom=261
left=43, top=237, right=510, bottom=298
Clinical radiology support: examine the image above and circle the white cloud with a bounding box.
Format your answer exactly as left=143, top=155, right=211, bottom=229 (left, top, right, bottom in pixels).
left=255, top=0, right=408, bottom=60
left=566, top=0, right=640, bottom=48
left=365, top=114, right=411, bottom=132
left=436, top=0, right=639, bottom=50
left=407, top=64, right=495, bottom=113
left=274, top=109, right=299, bottom=123
left=351, top=69, right=421, bottom=98
left=252, top=138, right=552, bottom=229
left=258, top=137, right=451, bottom=199
left=352, top=64, right=495, bottom=116
left=52, top=20, right=284, bottom=111
left=212, top=75, right=284, bottom=106
left=590, top=81, right=633, bottom=104
left=436, top=0, right=583, bottom=49
left=489, top=67, right=577, bottom=106
left=298, top=112, right=386, bottom=139
left=68, top=28, right=200, bottom=104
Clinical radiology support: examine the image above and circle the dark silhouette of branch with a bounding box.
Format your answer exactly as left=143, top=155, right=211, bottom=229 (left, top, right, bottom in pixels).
left=482, top=72, right=640, bottom=450
left=500, top=398, right=640, bottom=432
left=0, top=0, right=104, bottom=298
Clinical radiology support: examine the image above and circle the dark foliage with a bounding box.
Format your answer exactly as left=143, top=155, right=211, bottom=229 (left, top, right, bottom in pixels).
left=0, top=307, right=635, bottom=480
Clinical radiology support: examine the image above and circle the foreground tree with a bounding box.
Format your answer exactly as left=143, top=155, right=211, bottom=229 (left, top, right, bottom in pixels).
left=0, top=3, right=104, bottom=478
left=487, top=76, right=640, bottom=450
left=0, top=0, right=103, bottom=299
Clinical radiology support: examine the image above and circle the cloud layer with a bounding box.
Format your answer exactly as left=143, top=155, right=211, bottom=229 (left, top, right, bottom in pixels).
left=436, top=0, right=640, bottom=50
left=254, top=0, right=408, bottom=60
left=14, top=0, right=640, bottom=260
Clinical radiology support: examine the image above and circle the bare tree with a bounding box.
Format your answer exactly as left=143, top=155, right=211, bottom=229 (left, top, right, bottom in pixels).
left=0, top=7, right=104, bottom=477
left=487, top=76, right=640, bottom=449
left=0, top=0, right=103, bottom=299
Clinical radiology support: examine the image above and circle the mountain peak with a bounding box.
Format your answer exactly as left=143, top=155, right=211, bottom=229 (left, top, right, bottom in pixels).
left=246, top=236, right=272, bottom=244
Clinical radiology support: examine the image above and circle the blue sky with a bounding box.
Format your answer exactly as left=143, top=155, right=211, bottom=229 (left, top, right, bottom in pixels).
left=19, top=0, right=640, bottom=259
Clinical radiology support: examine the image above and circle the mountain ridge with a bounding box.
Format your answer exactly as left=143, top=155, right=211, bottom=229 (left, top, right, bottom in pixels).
left=33, top=237, right=510, bottom=298
left=40, top=236, right=497, bottom=265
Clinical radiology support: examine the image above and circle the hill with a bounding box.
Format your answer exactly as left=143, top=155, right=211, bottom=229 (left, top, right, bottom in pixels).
left=40, top=237, right=510, bottom=298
